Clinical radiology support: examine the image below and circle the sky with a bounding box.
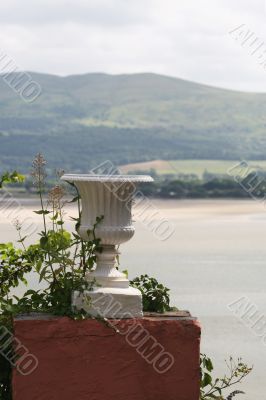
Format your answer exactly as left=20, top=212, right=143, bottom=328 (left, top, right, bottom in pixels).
left=1, top=0, right=266, bottom=92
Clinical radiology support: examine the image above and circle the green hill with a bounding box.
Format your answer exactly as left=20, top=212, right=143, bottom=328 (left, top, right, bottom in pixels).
left=0, top=72, right=266, bottom=172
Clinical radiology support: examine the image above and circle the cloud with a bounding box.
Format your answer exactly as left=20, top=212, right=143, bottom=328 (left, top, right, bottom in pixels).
left=0, top=0, right=266, bottom=91
left=0, top=0, right=151, bottom=26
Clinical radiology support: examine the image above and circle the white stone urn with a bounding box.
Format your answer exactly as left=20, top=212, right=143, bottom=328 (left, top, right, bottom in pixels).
left=61, top=174, right=153, bottom=318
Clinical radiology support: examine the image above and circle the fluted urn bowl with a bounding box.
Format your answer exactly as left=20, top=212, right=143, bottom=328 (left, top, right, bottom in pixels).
left=62, top=174, right=153, bottom=245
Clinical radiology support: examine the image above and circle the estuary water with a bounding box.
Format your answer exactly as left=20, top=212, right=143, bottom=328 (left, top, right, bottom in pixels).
left=1, top=198, right=266, bottom=399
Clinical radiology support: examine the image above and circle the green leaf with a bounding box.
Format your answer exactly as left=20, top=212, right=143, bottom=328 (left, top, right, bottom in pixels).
left=18, top=236, right=27, bottom=243
left=205, top=357, right=214, bottom=372
left=34, top=210, right=51, bottom=215
left=122, top=270, right=129, bottom=278
left=35, top=260, right=42, bottom=274
left=39, top=266, right=49, bottom=282
left=68, top=196, right=80, bottom=203
left=51, top=212, right=59, bottom=221
left=201, top=372, right=212, bottom=388
left=40, top=236, right=48, bottom=248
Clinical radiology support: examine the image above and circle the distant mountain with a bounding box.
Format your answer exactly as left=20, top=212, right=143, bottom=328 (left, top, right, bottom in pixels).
left=0, top=72, right=266, bottom=173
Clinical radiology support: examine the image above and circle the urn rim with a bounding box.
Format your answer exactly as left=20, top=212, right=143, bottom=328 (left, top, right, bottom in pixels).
left=61, top=174, right=154, bottom=183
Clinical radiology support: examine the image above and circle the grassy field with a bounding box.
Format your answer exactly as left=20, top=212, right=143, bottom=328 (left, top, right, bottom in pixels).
left=120, top=159, right=266, bottom=178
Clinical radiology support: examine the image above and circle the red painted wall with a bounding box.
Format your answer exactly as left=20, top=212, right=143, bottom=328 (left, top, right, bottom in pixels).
left=13, top=315, right=201, bottom=400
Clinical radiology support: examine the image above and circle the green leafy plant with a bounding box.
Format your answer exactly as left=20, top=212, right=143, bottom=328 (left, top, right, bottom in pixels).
left=0, top=172, right=25, bottom=400
left=0, top=155, right=102, bottom=318
left=130, top=274, right=174, bottom=313
left=0, top=156, right=103, bottom=399
left=200, top=354, right=252, bottom=400
left=0, top=171, right=24, bottom=189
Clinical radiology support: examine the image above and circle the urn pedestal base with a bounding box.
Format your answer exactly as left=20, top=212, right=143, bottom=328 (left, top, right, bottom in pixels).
left=72, top=287, right=143, bottom=318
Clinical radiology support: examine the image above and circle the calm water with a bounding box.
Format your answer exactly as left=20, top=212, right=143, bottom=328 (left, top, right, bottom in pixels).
left=1, top=198, right=266, bottom=399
